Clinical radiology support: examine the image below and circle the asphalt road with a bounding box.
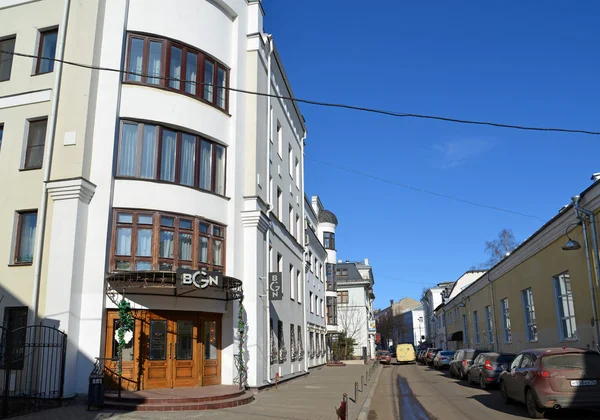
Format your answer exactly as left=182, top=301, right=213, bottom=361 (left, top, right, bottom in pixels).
left=367, top=361, right=599, bottom=420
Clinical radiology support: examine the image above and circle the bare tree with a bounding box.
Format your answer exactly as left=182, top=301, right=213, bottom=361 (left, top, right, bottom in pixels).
left=337, top=304, right=365, bottom=359
left=484, top=228, right=518, bottom=267
left=375, top=309, right=394, bottom=348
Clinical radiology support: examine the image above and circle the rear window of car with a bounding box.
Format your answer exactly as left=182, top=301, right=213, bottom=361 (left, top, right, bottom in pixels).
left=495, top=355, right=516, bottom=363
left=464, top=350, right=475, bottom=358
left=542, top=353, right=600, bottom=375
left=380, top=351, right=389, bottom=355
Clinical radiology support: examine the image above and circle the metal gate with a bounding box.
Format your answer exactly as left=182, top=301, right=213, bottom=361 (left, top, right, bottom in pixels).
left=0, top=325, right=67, bottom=418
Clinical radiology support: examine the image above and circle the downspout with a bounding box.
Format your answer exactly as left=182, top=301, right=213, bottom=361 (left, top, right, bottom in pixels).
left=300, top=131, right=308, bottom=373
left=488, top=273, right=499, bottom=351
left=29, top=0, right=71, bottom=325
left=264, top=34, right=274, bottom=384
left=572, top=196, right=600, bottom=352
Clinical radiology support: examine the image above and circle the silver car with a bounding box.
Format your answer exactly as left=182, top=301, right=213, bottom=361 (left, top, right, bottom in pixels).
left=433, top=351, right=455, bottom=370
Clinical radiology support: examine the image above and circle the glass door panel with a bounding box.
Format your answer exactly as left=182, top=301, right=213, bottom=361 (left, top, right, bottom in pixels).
left=172, top=316, right=198, bottom=388
left=201, top=318, right=221, bottom=385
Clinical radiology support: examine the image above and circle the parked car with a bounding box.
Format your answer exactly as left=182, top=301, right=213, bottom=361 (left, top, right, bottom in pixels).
left=467, top=352, right=516, bottom=389
left=396, top=343, right=416, bottom=364
left=499, top=348, right=600, bottom=418
left=376, top=350, right=392, bottom=365
left=449, top=349, right=489, bottom=379
left=425, top=348, right=441, bottom=366
left=433, top=351, right=455, bottom=370
left=417, top=350, right=427, bottom=364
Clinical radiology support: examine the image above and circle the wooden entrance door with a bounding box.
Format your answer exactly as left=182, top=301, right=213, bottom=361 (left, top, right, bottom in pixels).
left=145, top=312, right=171, bottom=389
left=105, top=311, right=140, bottom=391
left=200, top=316, right=221, bottom=386
left=171, top=314, right=198, bottom=388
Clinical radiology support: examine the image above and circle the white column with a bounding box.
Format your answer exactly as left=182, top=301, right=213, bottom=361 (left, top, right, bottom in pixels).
left=44, top=178, right=95, bottom=397
left=241, top=201, right=269, bottom=387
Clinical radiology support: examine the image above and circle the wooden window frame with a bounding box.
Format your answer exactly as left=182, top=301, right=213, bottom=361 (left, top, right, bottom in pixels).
left=323, top=232, right=335, bottom=250
left=123, top=33, right=230, bottom=113
left=35, top=28, right=58, bottom=75
left=116, top=120, right=227, bottom=197
left=14, top=210, right=37, bottom=265
left=110, top=209, right=226, bottom=273
left=23, top=118, right=48, bottom=170
left=337, top=290, right=349, bottom=304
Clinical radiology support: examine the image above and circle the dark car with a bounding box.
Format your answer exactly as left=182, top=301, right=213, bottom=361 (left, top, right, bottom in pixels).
left=467, top=352, right=516, bottom=389
left=499, top=348, right=600, bottom=418
left=449, top=348, right=489, bottom=379
left=376, top=350, right=392, bottom=365
left=417, top=350, right=427, bottom=364
left=425, top=348, right=441, bottom=366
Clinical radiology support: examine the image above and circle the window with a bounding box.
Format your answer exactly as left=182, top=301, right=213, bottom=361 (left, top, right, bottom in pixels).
left=296, top=215, right=300, bottom=242
left=462, top=314, right=468, bottom=344
left=289, top=205, right=294, bottom=235
left=327, top=296, right=337, bottom=325
left=520, top=353, right=536, bottom=368
left=2, top=307, right=28, bottom=369
left=0, top=37, right=16, bottom=81
left=288, top=145, right=293, bottom=177
left=522, top=288, right=538, bottom=342
left=276, top=122, right=282, bottom=157
left=500, top=298, right=511, bottom=343
left=0, top=124, right=3, bottom=151
left=297, top=269, right=302, bottom=303
left=510, top=354, right=523, bottom=371
left=290, top=264, right=295, bottom=300
left=276, top=188, right=282, bottom=219
left=553, top=272, right=577, bottom=340
left=14, top=211, right=37, bottom=264
left=112, top=318, right=135, bottom=361
left=448, top=311, right=452, bottom=324
left=295, top=158, right=300, bottom=188
left=36, top=29, right=58, bottom=74
left=117, top=121, right=226, bottom=195
left=111, top=209, right=225, bottom=272
left=323, top=232, right=335, bottom=250
left=337, top=290, right=349, bottom=304
left=485, top=305, right=494, bottom=344
left=277, top=253, right=282, bottom=273
left=124, top=33, right=229, bottom=111
left=24, top=119, right=47, bottom=169
left=454, top=308, right=459, bottom=322
left=321, top=299, right=325, bottom=318
left=309, top=292, right=314, bottom=313
left=442, top=313, right=446, bottom=326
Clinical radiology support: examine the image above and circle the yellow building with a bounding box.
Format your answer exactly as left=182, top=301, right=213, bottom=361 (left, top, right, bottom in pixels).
left=444, top=181, right=600, bottom=354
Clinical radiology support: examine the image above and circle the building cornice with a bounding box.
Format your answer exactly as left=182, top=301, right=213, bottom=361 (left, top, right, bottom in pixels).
left=47, top=177, right=96, bottom=204
left=241, top=210, right=269, bottom=233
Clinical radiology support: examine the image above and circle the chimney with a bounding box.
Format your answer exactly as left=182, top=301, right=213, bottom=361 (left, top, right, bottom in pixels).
left=390, top=299, right=394, bottom=306
left=364, top=258, right=369, bottom=265
left=591, top=173, right=600, bottom=181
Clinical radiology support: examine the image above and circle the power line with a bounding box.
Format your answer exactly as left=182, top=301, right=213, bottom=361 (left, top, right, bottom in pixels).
left=3, top=49, right=600, bottom=136
left=307, top=158, right=546, bottom=222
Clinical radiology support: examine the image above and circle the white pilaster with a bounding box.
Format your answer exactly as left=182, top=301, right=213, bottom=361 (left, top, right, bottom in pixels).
left=44, top=178, right=95, bottom=397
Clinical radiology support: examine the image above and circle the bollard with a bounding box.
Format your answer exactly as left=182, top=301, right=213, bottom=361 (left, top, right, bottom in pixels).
left=355, top=381, right=358, bottom=401
left=361, top=375, right=364, bottom=391
left=343, top=393, right=349, bottom=420
left=366, top=370, right=369, bottom=382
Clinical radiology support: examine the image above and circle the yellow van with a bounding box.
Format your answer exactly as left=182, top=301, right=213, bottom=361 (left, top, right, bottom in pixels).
left=396, top=343, right=416, bottom=364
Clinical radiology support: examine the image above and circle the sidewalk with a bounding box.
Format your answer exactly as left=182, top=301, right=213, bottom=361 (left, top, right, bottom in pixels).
left=17, top=363, right=381, bottom=420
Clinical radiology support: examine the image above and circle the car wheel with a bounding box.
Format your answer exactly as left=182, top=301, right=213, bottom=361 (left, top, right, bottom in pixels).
left=500, top=381, right=511, bottom=405
left=525, top=389, right=545, bottom=419
left=479, top=375, right=487, bottom=390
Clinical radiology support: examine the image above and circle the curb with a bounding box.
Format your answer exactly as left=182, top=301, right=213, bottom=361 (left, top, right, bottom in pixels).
left=357, top=364, right=382, bottom=420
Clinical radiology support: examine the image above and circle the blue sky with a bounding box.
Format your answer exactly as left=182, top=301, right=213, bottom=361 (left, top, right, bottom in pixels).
left=263, top=0, right=600, bottom=309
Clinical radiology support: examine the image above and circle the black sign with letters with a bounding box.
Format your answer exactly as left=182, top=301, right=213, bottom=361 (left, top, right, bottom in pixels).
left=268, top=272, right=283, bottom=300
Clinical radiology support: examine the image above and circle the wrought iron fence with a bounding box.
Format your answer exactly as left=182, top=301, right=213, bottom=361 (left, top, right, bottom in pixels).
left=0, top=324, right=67, bottom=418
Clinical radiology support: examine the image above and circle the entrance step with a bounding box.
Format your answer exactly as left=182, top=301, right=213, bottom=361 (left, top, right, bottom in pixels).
left=103, top=386, right=254, bottom=411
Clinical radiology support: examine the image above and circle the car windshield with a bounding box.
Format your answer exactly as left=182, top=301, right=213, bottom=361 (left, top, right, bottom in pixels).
left=495, top=355, right=516, bottom=363
left=543, top=353, right=600, bottom=375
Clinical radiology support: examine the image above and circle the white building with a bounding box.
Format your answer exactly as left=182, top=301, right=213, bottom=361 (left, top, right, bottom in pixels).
left=336, top=260, right=376, bottom=359
left=421, top=282, right=454, bottom=348
left=0, top=0, right=316, bottom=397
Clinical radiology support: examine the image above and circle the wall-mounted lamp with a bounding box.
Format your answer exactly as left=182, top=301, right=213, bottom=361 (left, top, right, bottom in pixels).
left=562, top=222, right=582, bottom=251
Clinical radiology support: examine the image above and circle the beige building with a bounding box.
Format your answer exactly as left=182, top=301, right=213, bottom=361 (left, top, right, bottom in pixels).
left=444, top=179, right=600, bottom=354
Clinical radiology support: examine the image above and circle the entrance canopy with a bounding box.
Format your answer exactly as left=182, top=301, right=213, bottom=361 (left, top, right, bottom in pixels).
left=448, top=331, right=463, bottom=342
left=105, top=270, right=243, bottom=301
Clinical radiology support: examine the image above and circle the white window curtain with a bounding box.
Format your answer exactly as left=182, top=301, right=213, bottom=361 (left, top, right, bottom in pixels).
left=128, top=38, right=143, bottom=82
left=136, top=229, right=152, bottom=256
left=199, top=236, right=209, bottom=263
left=141, top=125, right=157, bottom=179
left=200, top=140, right=212, bottom=190
left=185, top=52, right=197, bottom=94
left=180, top=134, right=196, bottom=186
left=116, top=228, right=132, bottom=256
left=160, top=130, right=177, bottom=182
left=159, top=230, right=174, bottom=258
left=215, top=144, right=225, bottom=195
left=147, top=41, right=162, bottom=85
left=169, top=47, right=182, bottom=89
left=119, top=123, right=138, bottom=176
left=217, top=67, right=226, bottom=108
left=179, top=233, right=192, bottom=261
left=212, top=239, right=223, bottom=266
left=204, top=61, right=214, bottom=101
left=17, top=213, right=37, bottom=262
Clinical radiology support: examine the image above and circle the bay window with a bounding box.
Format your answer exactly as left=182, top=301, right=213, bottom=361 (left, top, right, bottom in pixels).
left=117, top=121, right=226, bottom=196
left=125, top=33, right=229, bottom=111
left=111, top=209, right=225, bottom=272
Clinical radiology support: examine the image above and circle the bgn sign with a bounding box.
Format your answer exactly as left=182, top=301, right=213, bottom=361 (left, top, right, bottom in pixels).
left=177, top=268, right=223, bottom=290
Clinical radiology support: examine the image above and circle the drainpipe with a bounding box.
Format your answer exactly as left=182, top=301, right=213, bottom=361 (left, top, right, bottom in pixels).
left=488, top=273, right=500, bottom=351
left=29, top=0, right=71, bottom=326
left=572, top=196, right=600, bottom=352
left=300, top=131, right=308, bottom=373
left=264, top=34, right=274, bottom=384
